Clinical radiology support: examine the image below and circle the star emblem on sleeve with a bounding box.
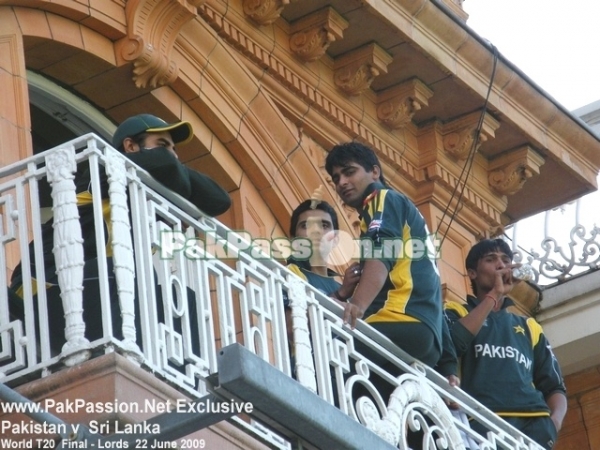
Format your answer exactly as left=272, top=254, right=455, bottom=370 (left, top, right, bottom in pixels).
left=513, top=325, right=525, bottom=335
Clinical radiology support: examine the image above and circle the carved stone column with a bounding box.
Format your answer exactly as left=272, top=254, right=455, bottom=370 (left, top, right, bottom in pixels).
left=289, top=7, right=348, bottom=62
left=488, top=145, right=545, bottom=196
left=376, top=78, right=433, bottom=129
left=115, top=0, right=205, bottom=89
left=334, top=43, right=393, bottom=96
left=46, top=147, right=91, bottom=366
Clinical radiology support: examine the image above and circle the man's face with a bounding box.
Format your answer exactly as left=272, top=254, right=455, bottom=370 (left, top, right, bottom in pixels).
left=469, top=250, right=513, bottom=293
left=329, top=162, right=380, bottom=209
left=124, top=131, right=178, bottom=159
left=295, top=209, right=336, bottom=260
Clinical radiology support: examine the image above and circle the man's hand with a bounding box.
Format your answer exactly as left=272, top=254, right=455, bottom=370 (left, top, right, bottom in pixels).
left=343, top=301, right=365, bottom=329
left=487, top=264, right=519, bottom=311
left=338, top=262, right=361, bottom=299
left=341, top=259, right=387, bottom=329
left=445, top=374, right=460, bottom=410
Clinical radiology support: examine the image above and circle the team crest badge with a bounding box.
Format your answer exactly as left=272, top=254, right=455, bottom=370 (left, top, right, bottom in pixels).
left=368, top=220, right=382, bottom=231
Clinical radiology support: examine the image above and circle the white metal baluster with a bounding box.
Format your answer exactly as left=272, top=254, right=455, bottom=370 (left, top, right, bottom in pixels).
left=46, top=146, right=90, bottom=365
left=106, top=151, right=142, bottom=359
left=287, top=276, right=317, bottom=393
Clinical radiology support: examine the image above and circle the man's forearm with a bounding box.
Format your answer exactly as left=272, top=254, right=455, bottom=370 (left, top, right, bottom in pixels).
left=546, top=391, right=567, bottom=432
left=187, top=169, right=231, bottom=216
left=458, top=295, right=496, bottom=335
left=350, top=259, right=387, bottom=314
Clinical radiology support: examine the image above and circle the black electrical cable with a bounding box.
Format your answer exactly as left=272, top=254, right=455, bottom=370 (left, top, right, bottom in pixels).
left=435, top=45, right=499, bottom=248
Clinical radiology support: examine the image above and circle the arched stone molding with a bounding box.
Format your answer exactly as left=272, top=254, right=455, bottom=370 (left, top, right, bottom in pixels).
left=0, top=7, right=31, bottom=165
left=6, top=6, right=235, bottom=218
left=12, top=1, right=340, bottom=236
left=7, top=6, right=118, bottom=88
left=115, top=0, right=205, bottom=89
left=5, top=1, right=538, bottom=245
left=0, top=6, right=34, bottom=274
left=173, top=16, right=333, bottom=230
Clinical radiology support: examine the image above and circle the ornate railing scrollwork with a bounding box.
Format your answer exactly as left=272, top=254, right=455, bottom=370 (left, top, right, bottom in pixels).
left=509, top=183, right=600, bottom=285
left=346, top=366, right=465, bottom=449
left=512, top=224, right=600, bottom=284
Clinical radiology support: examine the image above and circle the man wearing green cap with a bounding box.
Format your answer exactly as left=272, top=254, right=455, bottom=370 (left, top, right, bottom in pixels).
left=10, top=114, right=231, bottom=353
left=111, top=114, right=231, bottom=216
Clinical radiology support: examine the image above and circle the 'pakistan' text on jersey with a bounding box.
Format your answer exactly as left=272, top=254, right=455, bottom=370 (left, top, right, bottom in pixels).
left=359, top=182, right=443, bottom=353
left=445, top=296, right=566, bottom=416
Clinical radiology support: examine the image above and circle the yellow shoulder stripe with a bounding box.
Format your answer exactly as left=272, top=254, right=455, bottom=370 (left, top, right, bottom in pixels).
left=444, top=301, right=469, bottom=318
left=526, top=317, right=543, bottom=347
left=287, top=264, right=308, bottom=282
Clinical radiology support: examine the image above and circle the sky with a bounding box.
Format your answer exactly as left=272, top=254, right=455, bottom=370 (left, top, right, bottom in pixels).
left=462, top=1, right=600, bottom=284
left=463, top=0, right=600, bottom=111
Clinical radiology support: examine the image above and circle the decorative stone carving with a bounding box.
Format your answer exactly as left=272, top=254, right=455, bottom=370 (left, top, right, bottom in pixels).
left=116, top=0, right=204, bottom=89
left=243, top=0, right=291, bottom=26
left=444, top=127, right=484, bottom=160
left=376, top=78, right=433, bottom=129
left=289, top=7, right=348, bottom=62
left=488, top=145, right=544, bottom=196
left=334, top=43, right=393, bottom=96
left=46, top=147, right=91, bottom=366
left=442, top=111, right=500, bottom=160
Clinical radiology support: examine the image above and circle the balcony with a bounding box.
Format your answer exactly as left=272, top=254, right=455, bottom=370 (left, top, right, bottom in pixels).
left=0, top=135, right=545, bottom=449
left=506, top=183, right=600, bottom=376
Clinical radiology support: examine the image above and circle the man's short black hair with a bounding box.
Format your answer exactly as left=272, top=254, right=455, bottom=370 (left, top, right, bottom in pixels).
left=466, top=238, right=513, bottom=294
left=289, top=200, right=339, bottom=237
left=466, top=238, right=513, bottom=271
left=324, top=142, right=387, bottom=186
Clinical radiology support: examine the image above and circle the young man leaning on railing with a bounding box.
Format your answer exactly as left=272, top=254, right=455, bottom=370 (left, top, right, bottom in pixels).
left=9, top=114, right=231, bottom=354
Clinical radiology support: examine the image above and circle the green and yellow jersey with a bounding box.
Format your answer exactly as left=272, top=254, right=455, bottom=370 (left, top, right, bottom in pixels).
left=358, top=182, right=443, bottom=354
left=445, top=296, right=566, bottom=416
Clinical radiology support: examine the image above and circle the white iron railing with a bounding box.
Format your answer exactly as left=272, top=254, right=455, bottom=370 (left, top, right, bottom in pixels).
left=507, top=192, right=600, bottom=286
left=0, top=134, right=544, bottom=449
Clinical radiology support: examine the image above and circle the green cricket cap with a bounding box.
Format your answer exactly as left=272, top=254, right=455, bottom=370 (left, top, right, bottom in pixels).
left=112, top=114, right=193, bottom=149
